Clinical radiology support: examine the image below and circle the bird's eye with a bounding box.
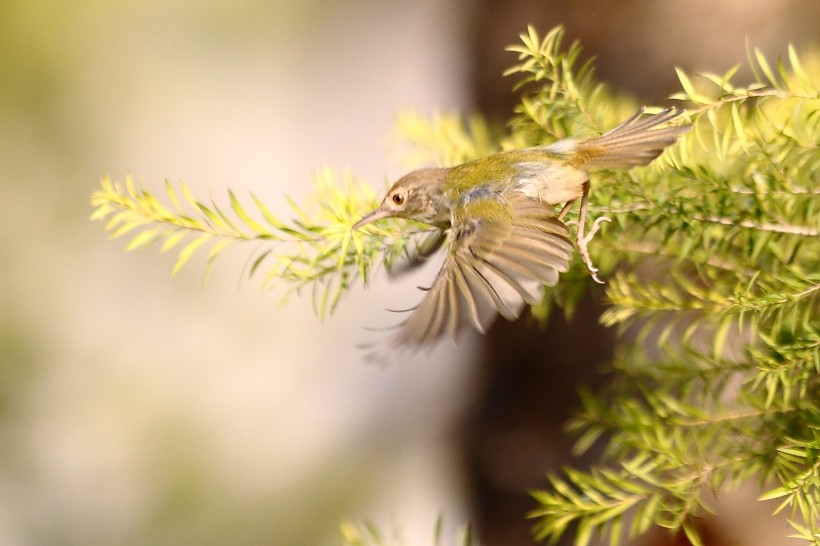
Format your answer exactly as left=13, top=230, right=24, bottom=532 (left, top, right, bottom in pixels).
left=391, top=194, right=405, bottom=205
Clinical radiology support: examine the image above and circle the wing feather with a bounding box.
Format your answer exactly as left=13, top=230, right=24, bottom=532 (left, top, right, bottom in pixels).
left=388, top=192, right=573, bottom=351
left=457, top=261, right=516, bottom=332
left=451, top=263, right=492, bottom=331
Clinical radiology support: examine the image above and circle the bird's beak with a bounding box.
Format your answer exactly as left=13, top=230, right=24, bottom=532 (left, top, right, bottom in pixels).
left=353, top=208, right=391, bottom=229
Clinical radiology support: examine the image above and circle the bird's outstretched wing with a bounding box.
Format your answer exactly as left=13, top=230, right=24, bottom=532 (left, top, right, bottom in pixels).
left=390, top=192, right=573, bottom=350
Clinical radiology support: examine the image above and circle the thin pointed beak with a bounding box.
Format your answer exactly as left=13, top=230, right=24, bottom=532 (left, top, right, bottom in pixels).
left=353, top=208, right=391, bottom=229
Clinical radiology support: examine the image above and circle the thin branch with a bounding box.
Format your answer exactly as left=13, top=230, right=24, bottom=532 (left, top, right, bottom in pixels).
left=690, top=214, right=819, bottom=237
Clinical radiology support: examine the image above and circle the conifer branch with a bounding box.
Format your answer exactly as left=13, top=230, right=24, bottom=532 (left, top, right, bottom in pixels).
left=688, top=213, right=818, bottom=237
left=90, top=170, right=438, bottom=318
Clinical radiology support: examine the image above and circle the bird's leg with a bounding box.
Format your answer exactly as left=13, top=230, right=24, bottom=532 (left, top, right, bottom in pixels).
left=574, top=181, right=611, bottom=284
left=556, top=199, right=575, bottom=221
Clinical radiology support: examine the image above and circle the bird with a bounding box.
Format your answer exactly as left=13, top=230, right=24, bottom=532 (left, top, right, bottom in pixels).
left=353, top=108, right=690, bottom=351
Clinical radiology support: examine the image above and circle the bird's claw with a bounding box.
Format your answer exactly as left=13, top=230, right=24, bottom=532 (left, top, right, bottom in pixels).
left=582, top=216, right=612, bottom=245
left=577, top=216, right=611, bottom=284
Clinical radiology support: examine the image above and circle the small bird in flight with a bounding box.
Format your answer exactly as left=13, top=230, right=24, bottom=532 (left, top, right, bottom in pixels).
left=354, top=108, right=690, bottom=351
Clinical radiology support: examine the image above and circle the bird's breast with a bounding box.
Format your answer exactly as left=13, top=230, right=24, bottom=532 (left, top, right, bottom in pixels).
left=511, top=160, right=587, bottom=205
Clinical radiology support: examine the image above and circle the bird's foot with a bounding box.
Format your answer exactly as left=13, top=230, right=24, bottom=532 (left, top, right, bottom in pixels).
left=583, top=216, right=611, bottom=245
left=577, top=216, right=611, bottom=284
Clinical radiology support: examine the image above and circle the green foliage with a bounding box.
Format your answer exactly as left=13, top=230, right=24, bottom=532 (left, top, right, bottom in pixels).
left=503, top=25, right=633, bottom=144
left=90, top=25, right=820, bottom=546
left=393, top=111, right=502, bottom=168
left=338, top=519, right=476, bottom=546
left=90, top=168, right=438, bottom=319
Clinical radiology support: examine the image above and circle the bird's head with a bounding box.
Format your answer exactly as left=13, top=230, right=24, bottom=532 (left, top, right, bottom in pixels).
left=353, top=168, right=450, bottom=229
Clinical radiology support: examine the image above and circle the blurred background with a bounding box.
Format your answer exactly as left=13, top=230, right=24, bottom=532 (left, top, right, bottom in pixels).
left=1, top=1, right=817, bottom=545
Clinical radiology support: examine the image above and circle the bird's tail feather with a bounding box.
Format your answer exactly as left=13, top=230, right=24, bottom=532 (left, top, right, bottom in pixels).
left=547, top=108, right=690, bottom=169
